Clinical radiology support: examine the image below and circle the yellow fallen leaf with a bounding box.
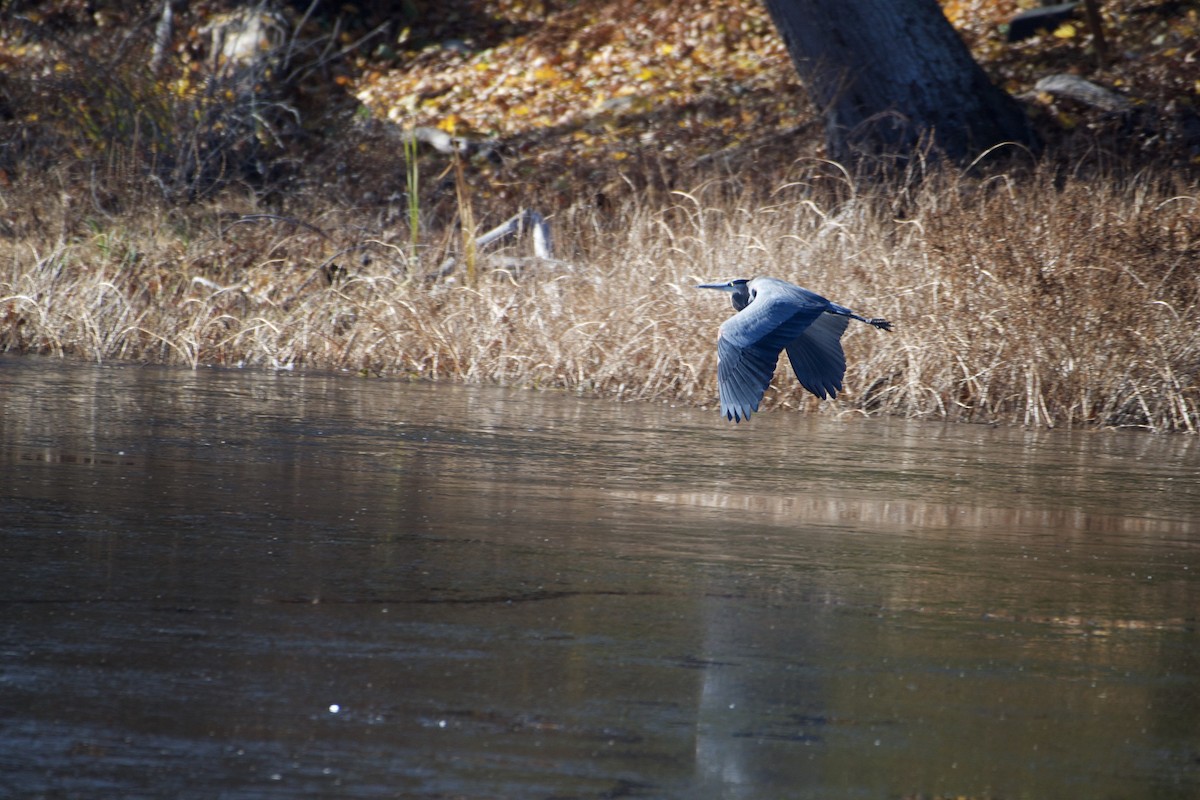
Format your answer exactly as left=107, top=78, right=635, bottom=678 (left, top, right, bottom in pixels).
left=612, top=151, right=629, bottom=160
left=636, top=67, right=655, bottom=81
left=1053, top=23, right=1076, bottom=39
left=534, top=66, right=558, bottom=82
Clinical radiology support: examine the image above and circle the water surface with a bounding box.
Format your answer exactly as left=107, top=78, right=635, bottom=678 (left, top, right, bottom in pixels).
left=2, top=356, right=1198, bottom=798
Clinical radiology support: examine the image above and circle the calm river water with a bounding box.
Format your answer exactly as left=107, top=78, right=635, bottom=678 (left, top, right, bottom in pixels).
left=2, top=356, right=1199, bottom=799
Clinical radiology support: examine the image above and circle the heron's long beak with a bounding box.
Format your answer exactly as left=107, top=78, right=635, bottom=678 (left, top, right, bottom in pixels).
left=697, top=282, right=736, bottom=291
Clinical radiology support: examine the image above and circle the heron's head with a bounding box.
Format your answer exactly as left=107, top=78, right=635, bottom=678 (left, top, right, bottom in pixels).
left=698, top=278, right=752, bottom=311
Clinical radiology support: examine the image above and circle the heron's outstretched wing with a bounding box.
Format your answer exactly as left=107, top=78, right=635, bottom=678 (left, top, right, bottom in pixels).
left=784, top=311, right=850, bottom=399
left=715, top=285, right=826, bottom=422
left=716, top=335, right=776, bottom=422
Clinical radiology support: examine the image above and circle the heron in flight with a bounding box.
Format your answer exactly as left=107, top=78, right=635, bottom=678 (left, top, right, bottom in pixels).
left=698, top=277, right=892, bottom=422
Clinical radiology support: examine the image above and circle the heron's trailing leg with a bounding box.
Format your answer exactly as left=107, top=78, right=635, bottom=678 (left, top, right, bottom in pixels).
left=826, top=302, right=892, bottom=332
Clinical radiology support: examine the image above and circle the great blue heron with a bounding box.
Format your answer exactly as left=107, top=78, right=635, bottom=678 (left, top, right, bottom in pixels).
left=698, top=277, right=892, bottom=422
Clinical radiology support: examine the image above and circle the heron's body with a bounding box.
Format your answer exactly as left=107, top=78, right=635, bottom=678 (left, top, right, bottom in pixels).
left=698, top=277, right=891, bottom=422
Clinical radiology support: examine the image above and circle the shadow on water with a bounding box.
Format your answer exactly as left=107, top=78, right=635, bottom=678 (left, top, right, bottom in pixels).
left=2, top=355, right=1199, bottom=798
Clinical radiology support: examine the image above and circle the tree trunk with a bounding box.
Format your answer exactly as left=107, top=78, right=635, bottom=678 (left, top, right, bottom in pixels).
left=761, top=0, right=1037, bottom=164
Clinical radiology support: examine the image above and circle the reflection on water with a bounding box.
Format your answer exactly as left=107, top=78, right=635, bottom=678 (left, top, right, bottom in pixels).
left=2, top=355, right=1199, bottom=799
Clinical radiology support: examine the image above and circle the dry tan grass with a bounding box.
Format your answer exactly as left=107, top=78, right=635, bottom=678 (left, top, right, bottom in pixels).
left=2, top=162, right=1198, bottom=431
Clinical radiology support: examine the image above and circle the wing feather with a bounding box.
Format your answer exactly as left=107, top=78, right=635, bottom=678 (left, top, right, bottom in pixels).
left=784, top=312, right=850, bottom=400
left=716, top=335, right=775, bottom=422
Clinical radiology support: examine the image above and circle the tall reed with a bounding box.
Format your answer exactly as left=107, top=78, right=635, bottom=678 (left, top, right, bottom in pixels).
left=1, top=163, right=1197, bottom=432
left=402, top=131, right=421, bottom=277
